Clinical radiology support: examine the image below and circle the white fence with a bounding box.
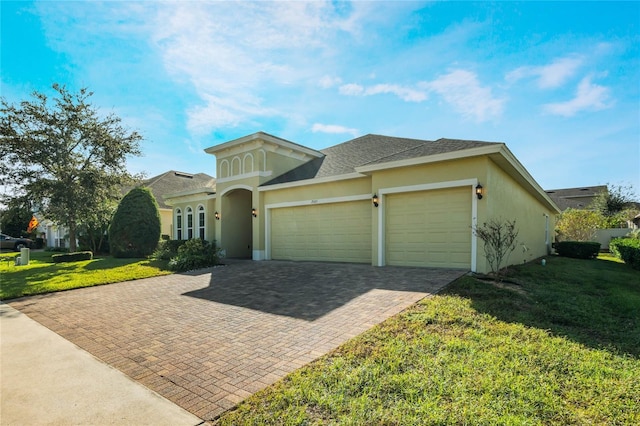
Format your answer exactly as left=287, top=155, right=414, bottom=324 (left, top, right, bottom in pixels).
left=595, top=228, right=632, bottom=250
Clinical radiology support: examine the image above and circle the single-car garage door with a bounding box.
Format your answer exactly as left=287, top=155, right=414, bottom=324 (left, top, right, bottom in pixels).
left=386, top=186, right=471, bottom=268
left=270, top=200, right=371, bottom=263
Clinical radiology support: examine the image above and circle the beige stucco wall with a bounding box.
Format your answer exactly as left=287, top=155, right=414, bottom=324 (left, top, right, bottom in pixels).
left=482, top=159, right=557, bottom=272
left=167, top=197, right=217, bottom=243
left=159, top=209, right=173, bottom=238
left=215, top=146, right=315, bottom=187
left=262, top=176, right=372, bottom=205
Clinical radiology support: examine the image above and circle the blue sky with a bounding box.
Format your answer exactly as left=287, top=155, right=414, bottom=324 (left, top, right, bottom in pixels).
left=2, top=1, right=639, bottom=192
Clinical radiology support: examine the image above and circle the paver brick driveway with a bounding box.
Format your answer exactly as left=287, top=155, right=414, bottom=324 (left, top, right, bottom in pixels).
left=9, top=261, right=465, bottom=421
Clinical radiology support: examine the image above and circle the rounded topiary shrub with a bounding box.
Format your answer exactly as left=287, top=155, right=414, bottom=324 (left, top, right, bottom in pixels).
left=109, top=186, right=161, bottom=258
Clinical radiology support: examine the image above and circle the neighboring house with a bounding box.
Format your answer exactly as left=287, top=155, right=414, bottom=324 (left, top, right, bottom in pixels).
left=39, top=219, right=68, bottom=249
left=37, top=170, right=215, bottom=248
left=544, top=185, right=607, bottom=211
left=165, top=132, right=560, bottom=274
left=138, top=171, right=216, bottom=238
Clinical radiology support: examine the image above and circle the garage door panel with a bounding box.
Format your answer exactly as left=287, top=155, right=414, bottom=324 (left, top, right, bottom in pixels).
left=386, top=187, right=471, bottom=269
left=271, top=201, right=371, bottom=263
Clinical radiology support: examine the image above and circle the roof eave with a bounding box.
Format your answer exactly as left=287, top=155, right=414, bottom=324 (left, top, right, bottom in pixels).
left=164, top=187, right=216, bottom=200
left=258, top=172, right=367, bottom=192
left=354, top=144, right=505, bottom=174
left=488, top=145, right=561, bottom=214
left=354, top=143, right=560, bottom=214
left=204, top=131, right=324, bottom=158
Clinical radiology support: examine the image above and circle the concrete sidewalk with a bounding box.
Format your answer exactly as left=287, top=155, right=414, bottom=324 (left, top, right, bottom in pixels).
left=0, top=303, right=202, bottom=426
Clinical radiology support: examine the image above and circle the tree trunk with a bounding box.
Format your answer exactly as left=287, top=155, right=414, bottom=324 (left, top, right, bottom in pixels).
left=68, top=222, right=77, bottom=252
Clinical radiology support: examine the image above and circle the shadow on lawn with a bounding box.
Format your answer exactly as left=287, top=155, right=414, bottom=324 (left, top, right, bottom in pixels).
left=445, top=256, right=640, bottom=358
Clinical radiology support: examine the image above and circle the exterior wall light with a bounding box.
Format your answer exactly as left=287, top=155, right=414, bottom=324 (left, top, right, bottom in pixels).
left=475, top=184, right=484, bottom=200
left=251, top=208, right=257, bottom=217
left=214, top=211, right=220, bottom=220
left=372, top=194, right=379, bottom=207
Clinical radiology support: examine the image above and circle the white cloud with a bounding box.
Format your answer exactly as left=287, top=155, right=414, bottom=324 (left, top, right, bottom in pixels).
left=319, top=75, right=343, bottom=89
left=337, top=70, right=502, bottom=121
left=311, top=123, right=359, bottom=136
left=339, top=83, right=365, bottom=96
left=148, top=2, right=366, bottom=135
left=421, top=70, right=505, bottom=121
left=506, top=56, right=583, bottom=89
left=365, top=84, right=427, bottom=102
left=543, top=76, right=613, bottom=116
left=338, top=83, right=427, bottom=102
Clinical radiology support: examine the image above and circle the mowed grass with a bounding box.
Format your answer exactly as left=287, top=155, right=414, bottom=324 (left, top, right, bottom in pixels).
left=217, top=256, right=640, bottom=425
left=0, top=250, right=171, bottom=300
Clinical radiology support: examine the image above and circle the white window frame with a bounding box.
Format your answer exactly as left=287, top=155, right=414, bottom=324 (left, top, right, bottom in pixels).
left=197, top=204, right=206, bottom=240
left=175, top=208, right=183, bottom=240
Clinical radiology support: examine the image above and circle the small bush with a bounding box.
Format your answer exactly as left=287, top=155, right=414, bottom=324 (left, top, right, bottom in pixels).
left=555, top=241, right=601, bottom=259
left=45, top=247, right=69, bottom=253
left=52, top=251, right=93, bottom=263
left=168, top=239, right=220, bottom=272
left=152, top=239, right=188, bottom=261
left=610, top=238, right=640, bottom=270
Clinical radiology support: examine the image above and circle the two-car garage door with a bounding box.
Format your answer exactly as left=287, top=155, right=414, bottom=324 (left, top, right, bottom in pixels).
left=270, top=200, right=371, bottom=263
left=385, top=187, right=472, bottom=269
left=269, top=187, right=472, bottom=269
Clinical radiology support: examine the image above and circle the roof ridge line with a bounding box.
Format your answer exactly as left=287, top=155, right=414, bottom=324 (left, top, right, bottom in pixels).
left=142, top=170, right=174, bottom=188
left=359, top=138, right=428, bottom=167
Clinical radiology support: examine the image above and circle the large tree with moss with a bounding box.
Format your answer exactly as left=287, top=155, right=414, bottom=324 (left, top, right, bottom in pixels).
left=109, top=186, right=161, bottom=258
left=0, top=84, right=142, bottom=251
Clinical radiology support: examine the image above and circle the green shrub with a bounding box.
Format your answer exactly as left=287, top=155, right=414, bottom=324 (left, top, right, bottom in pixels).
left=109, top=186, right=161, bottom=258
left=610, top=238, right=640, bottom=270
left=168, top=239, right=220, bottom=272
left=555, top=241, right=601, bottom=259
left=45, top=247, right=69, bottom=253
left=626, top=229, right=640, bottom=239
left=152, top=239, right=188, bottom=260
left=52, top=251, right=93, bottom=263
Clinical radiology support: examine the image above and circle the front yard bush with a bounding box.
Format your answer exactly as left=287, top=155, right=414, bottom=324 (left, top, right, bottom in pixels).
left=152, top=239, right=188, bottom=260
left=610, top=238, right=640, bottom=270
left=555, top=241, right=601, bottom=259
left=51, top=251, right=93, bottom=263
left=109, top=186, right=161, bottom=258
left=168, top=238, right=220, bottom=272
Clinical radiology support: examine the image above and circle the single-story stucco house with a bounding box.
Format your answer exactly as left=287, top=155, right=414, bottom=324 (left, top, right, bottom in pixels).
left=164, top=132, right=561, bottom=274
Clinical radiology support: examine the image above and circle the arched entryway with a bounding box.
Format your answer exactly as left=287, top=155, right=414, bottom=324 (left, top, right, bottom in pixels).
left=220, top=188, right=253, bottom=258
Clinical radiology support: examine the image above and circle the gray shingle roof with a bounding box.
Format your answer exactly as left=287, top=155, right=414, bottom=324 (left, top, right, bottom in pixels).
left=544, top=185, right=607, bottom=211
left=138, top=171, right=216, bottom=209
left=363, top=138, right=499, bottom=165
left=263, top=134, right=500, bottom=186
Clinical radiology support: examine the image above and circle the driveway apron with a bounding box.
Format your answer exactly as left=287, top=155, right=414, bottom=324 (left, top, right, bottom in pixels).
left=8, top=261, right=464, bottom=421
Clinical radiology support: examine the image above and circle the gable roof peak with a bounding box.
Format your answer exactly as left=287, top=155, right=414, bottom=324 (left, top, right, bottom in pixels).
left=205, top=131, right=324, bottom=158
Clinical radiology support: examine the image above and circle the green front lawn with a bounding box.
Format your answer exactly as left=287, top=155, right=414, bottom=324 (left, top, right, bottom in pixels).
left=217, top=256, right=640, bottom=425
left=0, top=250, right=171, bottom=300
